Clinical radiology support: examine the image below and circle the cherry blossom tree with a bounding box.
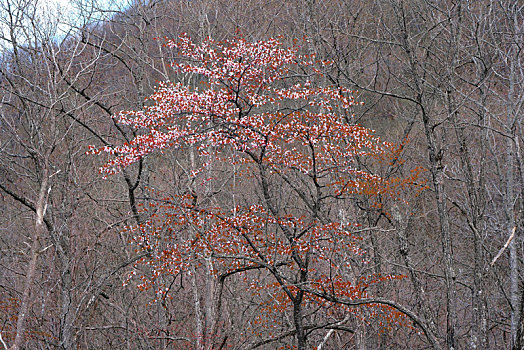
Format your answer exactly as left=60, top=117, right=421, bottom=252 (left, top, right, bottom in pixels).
left=93, top=35, right=429, bottom=349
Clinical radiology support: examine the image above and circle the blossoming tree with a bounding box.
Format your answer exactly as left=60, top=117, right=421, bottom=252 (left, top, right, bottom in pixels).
left=92, top=35, right=431, bottom=349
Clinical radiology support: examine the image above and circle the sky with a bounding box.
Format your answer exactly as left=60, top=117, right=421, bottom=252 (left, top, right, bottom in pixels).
left=40, top=0, right=74, bottom=13
left=37, top=0, right=128, bottom=27
left=0, top=0, right=129, bottom=51
left=18, top=0, right=128, bottom=42
left=38, top=0, right=127, bottom=15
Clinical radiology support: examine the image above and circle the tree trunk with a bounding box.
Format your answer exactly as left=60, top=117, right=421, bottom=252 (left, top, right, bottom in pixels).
left=11, top=165, right=49, bottom=350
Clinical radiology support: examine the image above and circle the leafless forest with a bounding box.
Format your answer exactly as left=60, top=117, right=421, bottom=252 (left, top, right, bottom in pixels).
left=0, top=0, right=523, bottom=349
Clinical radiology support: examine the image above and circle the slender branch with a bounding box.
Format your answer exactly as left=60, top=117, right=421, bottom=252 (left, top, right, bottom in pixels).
left=0, top=182, right=53, bottom=233
left=0, top=332, right=8, bottom=350
left=491, top=226, right=516, bottom=267
left=298, top=286, right=439, bottom=349
left=248, top=321, right=354, bottom=349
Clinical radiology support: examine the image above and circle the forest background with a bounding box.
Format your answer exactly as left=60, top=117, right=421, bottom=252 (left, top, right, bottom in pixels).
left=0, top=0, right=522, bottom=349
